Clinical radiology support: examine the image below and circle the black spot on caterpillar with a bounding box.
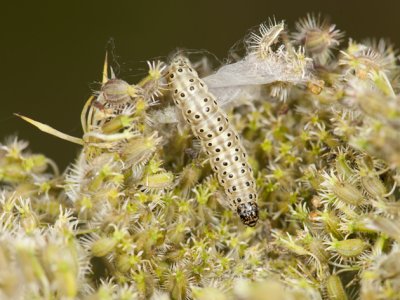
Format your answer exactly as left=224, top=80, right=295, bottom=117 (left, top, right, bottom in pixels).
left=167, top=55, right=259, bottom=227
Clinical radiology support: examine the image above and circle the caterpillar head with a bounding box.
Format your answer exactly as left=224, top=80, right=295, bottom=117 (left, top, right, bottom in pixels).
left=237, top=202, right=259, bottom=227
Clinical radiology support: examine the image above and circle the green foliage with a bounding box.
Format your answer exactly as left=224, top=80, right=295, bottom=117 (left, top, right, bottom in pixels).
left=2, top=15, right=400, bottom=300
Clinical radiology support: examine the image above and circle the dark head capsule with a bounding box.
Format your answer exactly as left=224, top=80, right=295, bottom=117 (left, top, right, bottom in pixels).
left=237, top=202, right=259, bottom=227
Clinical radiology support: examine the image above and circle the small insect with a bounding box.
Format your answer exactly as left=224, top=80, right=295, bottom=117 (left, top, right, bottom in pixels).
left=167, top=55, right=259, bottom=226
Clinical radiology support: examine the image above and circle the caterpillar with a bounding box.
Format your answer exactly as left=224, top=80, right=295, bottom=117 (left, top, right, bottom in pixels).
left=167, top=55, right=259, bottom=227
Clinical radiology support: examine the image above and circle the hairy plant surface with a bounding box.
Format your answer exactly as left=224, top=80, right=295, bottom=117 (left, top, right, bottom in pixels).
left=1, top=15, right=400, bottom=300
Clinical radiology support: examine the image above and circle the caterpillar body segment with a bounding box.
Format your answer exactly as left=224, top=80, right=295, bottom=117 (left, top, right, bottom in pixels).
left=167, top=56, right=259, bottom=227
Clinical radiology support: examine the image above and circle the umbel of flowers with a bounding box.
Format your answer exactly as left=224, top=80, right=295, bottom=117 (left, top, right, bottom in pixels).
left=1, top=14, right=400, bottom=300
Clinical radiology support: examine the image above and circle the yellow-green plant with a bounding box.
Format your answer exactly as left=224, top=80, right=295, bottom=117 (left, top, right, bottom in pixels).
left=1, top=14, right=400, bottom=300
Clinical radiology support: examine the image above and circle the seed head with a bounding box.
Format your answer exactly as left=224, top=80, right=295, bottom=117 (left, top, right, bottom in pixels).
left=293, top=14, right=344, bottom=65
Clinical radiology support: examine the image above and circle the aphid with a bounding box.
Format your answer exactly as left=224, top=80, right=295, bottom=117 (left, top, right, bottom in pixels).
left=167, top=55, right=259, bottom=226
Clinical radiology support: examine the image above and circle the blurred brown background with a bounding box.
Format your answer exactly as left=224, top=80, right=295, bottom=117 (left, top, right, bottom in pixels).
left=1, top=0, right=398, bottom=169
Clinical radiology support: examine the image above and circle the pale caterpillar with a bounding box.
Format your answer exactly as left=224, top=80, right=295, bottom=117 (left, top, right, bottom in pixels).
left=167, top=55, right=259, bottom=227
